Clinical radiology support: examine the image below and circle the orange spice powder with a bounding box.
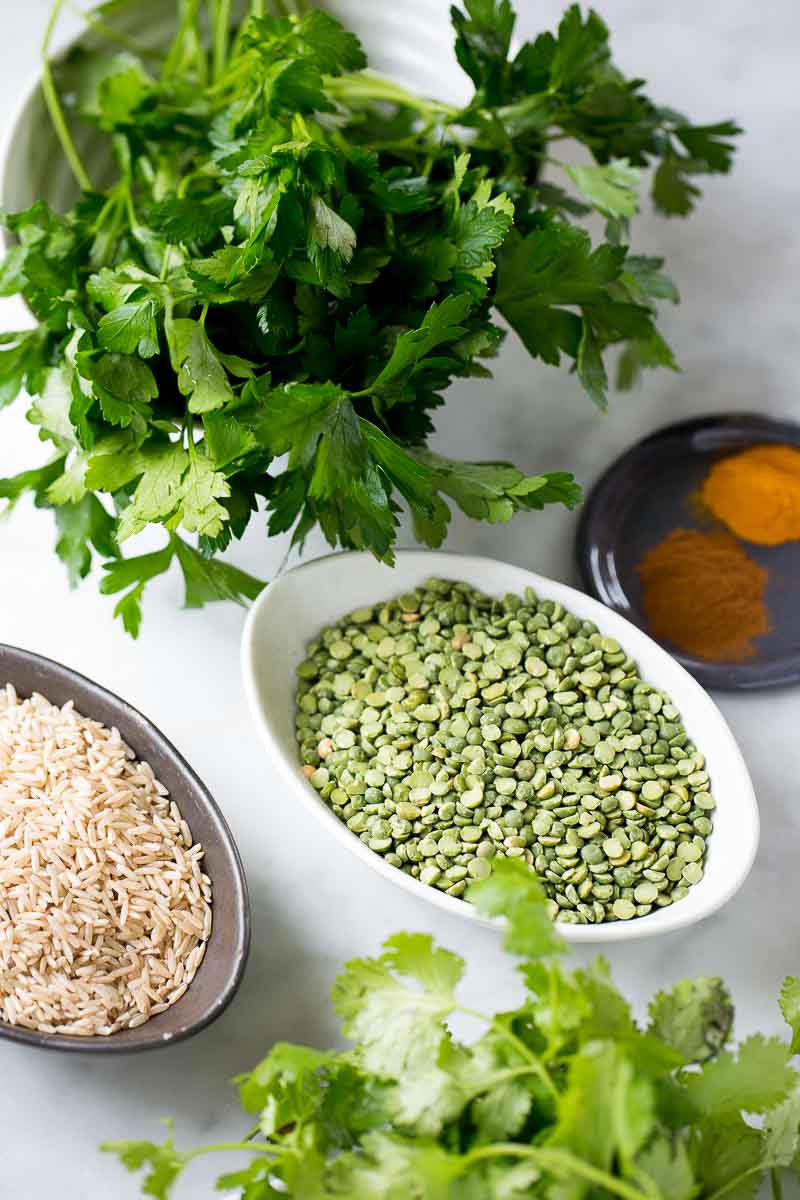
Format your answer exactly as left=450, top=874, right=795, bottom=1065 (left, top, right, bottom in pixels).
left=637, top=528, right=770, bottom=661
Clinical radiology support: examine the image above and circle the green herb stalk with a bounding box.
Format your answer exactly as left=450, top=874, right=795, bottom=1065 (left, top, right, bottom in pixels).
left=0, top=0, right=740, bottom=634
left=104, top=860, right=800, bottom=1199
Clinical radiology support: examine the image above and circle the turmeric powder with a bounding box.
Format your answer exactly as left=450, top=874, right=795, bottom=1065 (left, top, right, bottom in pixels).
left=700, top=443, right=800, bottom=545
left=638, top=529, right=769, bottom=661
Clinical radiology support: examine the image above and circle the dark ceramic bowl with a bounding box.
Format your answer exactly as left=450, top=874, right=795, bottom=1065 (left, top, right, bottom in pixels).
left=576, top=413, right=800, bottom=690
left=0, top=644, right=250, bottom=1052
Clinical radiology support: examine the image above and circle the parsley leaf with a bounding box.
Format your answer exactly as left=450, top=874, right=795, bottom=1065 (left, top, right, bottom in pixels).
left=97, top=298, right=160, bottom=358
left=173, top=319, right=234, bottom=414
left=370, top=295, right=473, bottom=401
left=117, top=444, right=188, bottom=542
left=52, top=495, right=118, bottom=587
left=413, top=448, right=581, bottom=540
left=565, top=159, right=640, bottom=219
left=100, top=541, right=175, bottom=638
left=0, top=456, right=65, bottom=509
left=91, top=353, right=158, bottom=430
left=172, top=538, right=264, bottom=609
left=0, top=0, right=739, bottom=631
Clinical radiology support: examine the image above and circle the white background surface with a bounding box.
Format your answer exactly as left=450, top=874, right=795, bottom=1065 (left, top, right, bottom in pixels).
left=0, top=2, right=798, bottom=1196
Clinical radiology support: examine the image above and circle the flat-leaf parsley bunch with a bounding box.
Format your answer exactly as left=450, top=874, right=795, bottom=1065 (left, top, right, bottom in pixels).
left=0, top=0, right=739, bottom=633
left=106, top=861, right=800, bottom=1199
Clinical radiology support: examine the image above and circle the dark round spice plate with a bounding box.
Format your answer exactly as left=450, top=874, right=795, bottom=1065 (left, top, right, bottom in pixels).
left=575, top=413, right=800, bottom=691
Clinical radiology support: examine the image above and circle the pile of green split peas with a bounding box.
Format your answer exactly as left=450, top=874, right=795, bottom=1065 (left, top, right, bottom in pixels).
left=294, top=580, right=714, bottom=924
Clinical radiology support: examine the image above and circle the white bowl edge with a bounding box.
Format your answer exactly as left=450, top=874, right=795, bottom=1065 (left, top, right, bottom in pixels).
left=242, top=553, right=759, bottom=945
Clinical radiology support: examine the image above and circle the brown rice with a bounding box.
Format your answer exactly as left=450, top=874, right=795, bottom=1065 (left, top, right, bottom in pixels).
left=0, top=684, right=212, bottom=1036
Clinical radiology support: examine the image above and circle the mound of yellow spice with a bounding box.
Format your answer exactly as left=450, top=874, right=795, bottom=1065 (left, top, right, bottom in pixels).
left=700, top=443, right=800, bottom=545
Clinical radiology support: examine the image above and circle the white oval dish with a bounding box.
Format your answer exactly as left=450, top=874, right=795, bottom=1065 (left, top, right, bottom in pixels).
left=242, top=552, right=758, bottom=944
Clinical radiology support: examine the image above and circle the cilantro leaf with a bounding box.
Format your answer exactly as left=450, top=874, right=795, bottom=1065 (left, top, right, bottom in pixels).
left=648, top=977, right=734, bottom=1064
left=468, top=858, right=566, bottom=960
left=780, top=977, right=800, bottom=1054
left=101, top=1137, right=186, bottom=1200
left=332, top=933, right=463, bottom=1080
left=763, top=1086, right=800, bottom=1169
left=237, top=1043, right=331, bottom=1117
left=635, top=1138, right=696, bottom=1200
left=549, top=1043, right=655, bottom=1167
left=332, top=1132, right=461, bottom=1200
left=689, top=1116, right=765, bottom=1200
left=471, top=1080, right=535, bottom=1145
left=683, top=1035, right=798, bottom=1118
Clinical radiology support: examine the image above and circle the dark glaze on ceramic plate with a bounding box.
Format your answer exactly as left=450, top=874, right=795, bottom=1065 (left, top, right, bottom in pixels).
left=575, top=413, right=800, bottom=691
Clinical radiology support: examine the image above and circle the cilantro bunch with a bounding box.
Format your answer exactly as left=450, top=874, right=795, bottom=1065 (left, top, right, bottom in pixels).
left=105, top=861, right=800, bottom=1199
left=0, top=0, right=739, bottom=633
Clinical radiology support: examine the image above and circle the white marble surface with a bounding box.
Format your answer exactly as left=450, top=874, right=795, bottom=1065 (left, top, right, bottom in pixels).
left=1, top=2, right=799, bottom=1196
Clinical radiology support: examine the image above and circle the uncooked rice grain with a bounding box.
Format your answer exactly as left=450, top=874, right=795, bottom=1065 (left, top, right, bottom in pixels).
left=0, top=684, right=213, bottom=1036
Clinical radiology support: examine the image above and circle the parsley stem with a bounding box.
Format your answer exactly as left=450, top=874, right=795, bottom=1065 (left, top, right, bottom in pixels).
left=771, top=1167, right=784, bottom=1200
left=325, top=70, right=458, bottom=122
left=69, top=3, right=162, bottom=60
left=42, top=0, right=92, bottom=193
left=212, top=0, right=232, bottom=82
left=463, top=1145, right=650, bottom=1200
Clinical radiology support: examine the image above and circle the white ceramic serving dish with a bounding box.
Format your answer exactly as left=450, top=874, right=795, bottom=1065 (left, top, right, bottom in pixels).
left=242, top=550, right=759, bottom=943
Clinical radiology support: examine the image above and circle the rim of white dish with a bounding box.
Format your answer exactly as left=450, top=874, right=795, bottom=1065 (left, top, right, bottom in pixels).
left=241, top=549, right=760, bottom=943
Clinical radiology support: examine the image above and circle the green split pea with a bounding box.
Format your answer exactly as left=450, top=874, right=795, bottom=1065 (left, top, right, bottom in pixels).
left=294, top=579, right=714, bottom=925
